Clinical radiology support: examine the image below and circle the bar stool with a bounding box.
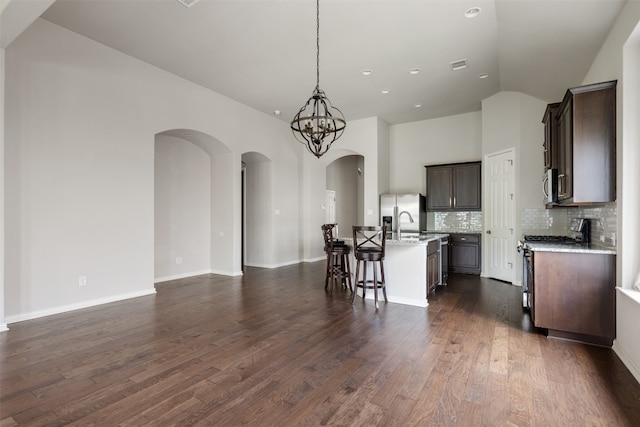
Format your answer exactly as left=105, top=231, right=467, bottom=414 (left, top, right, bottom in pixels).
left=321, top=224, right=352, bottom=294
left=352, top=225, right=387, bottom=309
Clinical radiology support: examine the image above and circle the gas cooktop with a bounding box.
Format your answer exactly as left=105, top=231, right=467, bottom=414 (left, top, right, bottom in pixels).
left=523, top=235, right=578, bottom=243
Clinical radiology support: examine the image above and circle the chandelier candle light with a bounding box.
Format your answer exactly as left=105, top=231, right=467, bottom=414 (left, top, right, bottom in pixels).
left=291, top=0, right=346, bottom=158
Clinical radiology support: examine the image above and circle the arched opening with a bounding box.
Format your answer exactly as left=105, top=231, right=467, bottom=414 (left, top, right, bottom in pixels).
left=241, top=152, right=272, bottom=269
left=325, top=154, right=365, bottom=238
left=154, top=129, right=234, bottom=281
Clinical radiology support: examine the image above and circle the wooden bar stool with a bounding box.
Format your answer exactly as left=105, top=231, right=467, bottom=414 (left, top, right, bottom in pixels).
left=321, top=224, right=352, bottom=294
left=352, top=225, right=387, bottom=309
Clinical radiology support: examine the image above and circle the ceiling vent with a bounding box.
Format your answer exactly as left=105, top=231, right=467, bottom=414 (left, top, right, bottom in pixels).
left=449, top=59, right=468, bottom=71
left=176, top=0, right=201, bottom=8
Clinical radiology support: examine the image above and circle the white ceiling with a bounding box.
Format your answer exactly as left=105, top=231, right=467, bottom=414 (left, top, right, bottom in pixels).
left=39, top=0, right=625, bottom=125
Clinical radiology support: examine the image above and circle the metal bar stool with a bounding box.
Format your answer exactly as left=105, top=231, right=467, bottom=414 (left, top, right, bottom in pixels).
left=352, top=225, right=387, bottom=309
left=321, top=224, right=352, bottom=294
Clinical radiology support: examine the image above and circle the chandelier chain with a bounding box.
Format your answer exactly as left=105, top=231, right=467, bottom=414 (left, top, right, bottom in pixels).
left=316, top=0, right=320, bottom=89
left=290, top=0, right=346, bottom=158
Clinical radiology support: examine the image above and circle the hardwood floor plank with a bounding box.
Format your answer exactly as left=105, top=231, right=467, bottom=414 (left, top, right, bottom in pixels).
left=1, top=263, right=640, bottom=425
left=489, top=325, right=509, bottom=375
left=481, top=371, right=509, bottom=426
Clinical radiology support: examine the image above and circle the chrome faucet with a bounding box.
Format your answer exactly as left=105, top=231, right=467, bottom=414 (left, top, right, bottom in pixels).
left=397, top=210, right=415, bottom=240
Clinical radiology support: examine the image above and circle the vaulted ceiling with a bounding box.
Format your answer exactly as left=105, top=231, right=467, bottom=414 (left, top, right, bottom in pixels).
left=39, top=0, right=625, bottom=125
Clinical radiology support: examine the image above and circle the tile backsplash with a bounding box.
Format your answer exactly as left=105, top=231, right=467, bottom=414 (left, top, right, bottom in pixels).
left=521, top=203, right=617, bottom=247
left=520, top=208, right=568, bottom=235
left=426, top=204, right=617, bottom=247
left=427, top=211, right=483, bottom=233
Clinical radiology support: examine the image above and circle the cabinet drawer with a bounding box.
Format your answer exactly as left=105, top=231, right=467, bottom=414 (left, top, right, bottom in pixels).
left=449, top=233, right=480, bottom=244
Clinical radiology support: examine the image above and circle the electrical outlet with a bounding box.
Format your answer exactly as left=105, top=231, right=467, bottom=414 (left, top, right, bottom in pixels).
left=176, top=257, right=183, bottom=265
left=78, top=276, right=87, bottom=286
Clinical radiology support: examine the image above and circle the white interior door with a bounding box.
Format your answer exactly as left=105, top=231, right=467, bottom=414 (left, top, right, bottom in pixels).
left=325, top=190, right=336, bottom=225
left=485, top=149, right=516, bottom=282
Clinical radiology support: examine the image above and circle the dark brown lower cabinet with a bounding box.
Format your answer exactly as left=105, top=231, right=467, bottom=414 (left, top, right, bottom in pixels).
left=449, top=233, right=481, bottom=275
left=427, top=240, right=440, bottom=292
left=532, top=251, right=615, bottom=346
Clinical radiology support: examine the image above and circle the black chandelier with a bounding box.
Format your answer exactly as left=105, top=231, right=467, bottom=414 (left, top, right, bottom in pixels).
left=290, top=0, right=346, bottom=159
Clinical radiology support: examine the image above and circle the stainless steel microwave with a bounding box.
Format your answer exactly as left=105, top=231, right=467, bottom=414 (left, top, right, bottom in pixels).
left=543, top=168, right=558, bottom=204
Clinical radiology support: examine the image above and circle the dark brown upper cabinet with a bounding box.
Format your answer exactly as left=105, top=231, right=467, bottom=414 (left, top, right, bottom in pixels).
left=542, top=102, right=561, bottom=171
left=555, top=80, right=616, bottom=205
left=425, top=162, right=481, bottom=211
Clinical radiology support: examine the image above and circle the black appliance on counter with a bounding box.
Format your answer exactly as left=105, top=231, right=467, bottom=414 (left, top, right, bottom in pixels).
left=516, top=219, right=590, bottom=309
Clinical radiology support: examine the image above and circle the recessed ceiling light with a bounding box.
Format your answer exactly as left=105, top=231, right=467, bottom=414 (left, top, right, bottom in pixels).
left=464, top=7, right=481, bottom=18
left=478, top=73, right=489, bottom=79
left=381, top=89, right=391, bottom=94
left=273, top=110, right=281, bottom=115
left=450, top=59, right=467, bottom=71
left=409, top=68, right=421, bottom=75
left=362, top=69, right=373, bottom=76
left=414, top=104, right=422, bottom=108
left=176, top=0, right=201, bottom=8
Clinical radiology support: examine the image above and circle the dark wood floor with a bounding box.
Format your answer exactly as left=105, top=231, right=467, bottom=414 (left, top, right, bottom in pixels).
left=2, top=262, right=640, bottom=426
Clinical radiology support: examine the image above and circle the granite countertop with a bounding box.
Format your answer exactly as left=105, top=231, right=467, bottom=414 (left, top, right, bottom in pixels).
left=429, top=230, right=482, bottom=234
left=340, top=233, right=449, bottom=246
left=526, top=242, right=616, bottom=255
left=387, top=233, right=449, bottom=245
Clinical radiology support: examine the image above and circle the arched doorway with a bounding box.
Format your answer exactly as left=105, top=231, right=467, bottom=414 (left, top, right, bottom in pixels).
left=326, top=154, right=365, bottom=237
left=154, top=129, right=236, bottom=281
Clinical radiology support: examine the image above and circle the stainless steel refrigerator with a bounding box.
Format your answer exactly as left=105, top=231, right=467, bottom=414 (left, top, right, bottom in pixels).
left=380, top=193, right=426, bottom=238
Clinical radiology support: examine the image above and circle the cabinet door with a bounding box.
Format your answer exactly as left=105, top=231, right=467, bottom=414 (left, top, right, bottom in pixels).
left=557, top=99, right=573, bottom=202
left=533, top=251, right=615, bottom=343
left=427, top=252, right=439, bottom=291
left=453, top=163, right=481, bottom=210
left=426, top=167, right=452, bottom=210
left=449, top=234, right=481, bottom=275
left=542, top=103, right=560, bottom=170
left=572, top=88, right=616, bottom=203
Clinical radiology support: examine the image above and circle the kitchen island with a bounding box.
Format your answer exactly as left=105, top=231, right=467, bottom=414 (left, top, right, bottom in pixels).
left=341, top=233, right=448, bottom=308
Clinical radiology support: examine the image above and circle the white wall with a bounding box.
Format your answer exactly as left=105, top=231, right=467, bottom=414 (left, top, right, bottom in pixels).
left=583, top=0, right=640, bottom=289
left=482, top=91, right=547, bottom=209
left=154, top=135, right=211, bottom=281
left=243, top=154, right=274, bottom=268
left=481, top=91, right=547, bottom=284
left=4, top=19, right=295, bottom=322
left=389, top=111, right=482, bottom=195
left=0, top=47, right=5, bottom=331
left=377, top=118, right=391, bottom=195
left=581, top=0, right=640, bottom=382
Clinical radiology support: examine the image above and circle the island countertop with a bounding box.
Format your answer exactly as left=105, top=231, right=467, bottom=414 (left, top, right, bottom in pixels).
left=342, top=232, right=448, bottom=246
left=386, top=235, right=446, bottom=245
